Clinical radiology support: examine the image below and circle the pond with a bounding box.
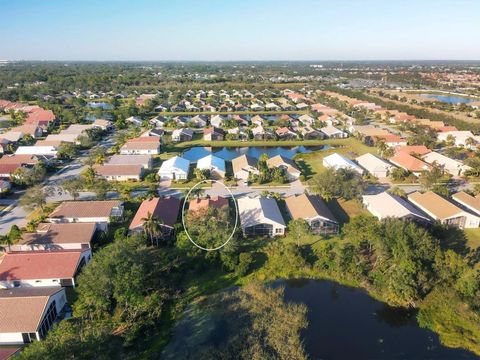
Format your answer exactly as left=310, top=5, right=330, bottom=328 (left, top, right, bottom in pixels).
left=419, top=94, right=477, bottom=104
left=182, top=145, right=330, bottom=162
left=279, top=279, right=476, bottom=359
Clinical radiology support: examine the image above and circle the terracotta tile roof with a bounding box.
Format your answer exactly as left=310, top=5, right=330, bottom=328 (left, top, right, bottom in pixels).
left=188, top=196, right=228, bottom=213
left=18, top=223, right=96, bottom=246
left=48, top=200, right=122, bottom=219
left=389, top=153, right=431, bottom=172
left=0, top=250, right=88, bottom=281
left=25, top=109, right=56, bottom=124
left=0, top=287, right=64, bottom=333
left=128, top=136, right=161, bottom=143
left=395, top=145, right=431, bottom=156
left=408, top=191, right=463, bottom=220
left=0, top=163, right=22, bottom=175
left=129, top=197, right=181, bottom=230
left=285, top=194, right=337, bottom=223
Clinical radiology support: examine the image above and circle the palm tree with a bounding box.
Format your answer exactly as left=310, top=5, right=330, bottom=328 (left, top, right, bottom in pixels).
left=141, top=212, right=164, bottom=246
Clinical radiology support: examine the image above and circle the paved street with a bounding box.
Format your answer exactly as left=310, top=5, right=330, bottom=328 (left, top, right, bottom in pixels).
left=0, top=135, right=115, bottom=235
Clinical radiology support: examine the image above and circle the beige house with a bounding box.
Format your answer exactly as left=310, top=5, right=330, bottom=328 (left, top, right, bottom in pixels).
left=232, top=154, right=259, bottom=180
left=408, top=191, right=480, bottom=229
left=237, top=197, right=286, bottom=237
left=266, top=155, right=301, bottom=180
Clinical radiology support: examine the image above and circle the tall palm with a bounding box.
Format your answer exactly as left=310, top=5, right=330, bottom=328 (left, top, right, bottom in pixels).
left=141, top=212, right=164, bottom=246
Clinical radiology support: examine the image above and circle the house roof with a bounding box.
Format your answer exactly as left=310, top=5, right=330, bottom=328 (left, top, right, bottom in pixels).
left=356, top=153, right=394, bottom=173
left=129, top=196, right=181, bottom=230
left=121, top=141, right=160, bottom=151
left=408, top=191, right=463, bottom=220
left=323, top=153, right=364, bottom=173
left=363, top=192, right=430, bottom=221
left=237, top=197, right=286, bottom=228
left=204, top=127, right=225, bottom=136
left=266, top=155, right=300, bottom=174
left=320, top=125, right=344, bottom=136
left=107, top=154, right=152, bottom=167
left=197, top=154, right=226, bottom=172
left=25, top=109, right=55, bottom=124
left=0, top=154, right=38, bottom=166
left=189, top=196, right=229, bottom=212
left=232, top=154, right=257, bottom=174
left=395, top=145, right=431, bottom=156
left=0, top=250, right=88, bottom=281
left=18, top=223, right=96, bottom=246
left=452, top=191, right=480, bottom=214
left=421, top=151, right=470, bottom=171
left=94, top=164, right=143, bottom=177
left=159, top=156, right=190, bottom=173
left=49, top=200, right=122, bottom=219
left=0, top=287, right=64, bottom=333
left=285, top=194, right=337, bottom=223
left=389, top=153, right=430, bottom=172
left=0, top=163, right=22, bottom=175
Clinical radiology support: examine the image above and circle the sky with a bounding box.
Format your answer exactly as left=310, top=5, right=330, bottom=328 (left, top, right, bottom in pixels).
left=1, top=0, right=479, bottom=61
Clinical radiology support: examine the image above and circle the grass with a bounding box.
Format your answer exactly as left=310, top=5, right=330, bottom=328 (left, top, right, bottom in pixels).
left=295, top=138, right=376, bottom=178
left=327, top=198, right=370, bottom=225
left=464, top=228, right=480, bottom=250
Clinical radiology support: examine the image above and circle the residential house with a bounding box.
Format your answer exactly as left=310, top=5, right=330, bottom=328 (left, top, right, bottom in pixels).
left=12, top=223, right=96, bottom=251
left=129, top=197, right=181, bottom=238
left=285, top=194, right=339, bottom=235
left=356, top=153, right=395, bottom=178
left=203, top=127, right=225, bottom=141
left=94, top=164, right=144, bottom=181
left=395, top=145, right=431, bottom=156
left=276, top=127, right=298, bottom=140
left=150, top=116, right=167, bottom=127
left=422, top=151, right=471, bottom=176
left=197, top=154, right=226, bottom=178
left=237, top=197, right=286, bottom=237
left=408, top=191, right=480, bottom=229
left=0, top=249, right=92, bottom=288
left=389, top=153, right=431, bottom=176
left=171, top=128, right=194, bottom=142
left=47, top=200, right=124, bottom=231
left=106, top=154, right=152, bottom=169
left=437, top=131, right=480, bottom=148
left=126, top=116, right=143, bottom=126
left=452, top=191, right=480, bottom=216
left=266, top=155, right=301, bottom=180
left=11, top=124, right=43, bottom=138
left=320, top=125, right=347, bottom=139
left=322, top=153, right=364, bottom=174
left=120, top=137, right=161, bottom=155
left=158, top=156, right=190, bottom=180
left=15, top=145, right=58, bottom=157
left=189, top=196, right=229, bottom=213
left=190, top=115, right=208, bottom=128
left=0, top=287, right=67, bottom=344
left=362, top=192, right=430, bottom=223
left=210, top=115, right=226, bottom=128
left=298, top=114, right=315, bottom=126
left=232, top=154, right=259, bottom=180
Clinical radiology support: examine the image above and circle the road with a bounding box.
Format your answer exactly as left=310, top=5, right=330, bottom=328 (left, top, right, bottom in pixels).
left=0, top=135, right=115, bottom=235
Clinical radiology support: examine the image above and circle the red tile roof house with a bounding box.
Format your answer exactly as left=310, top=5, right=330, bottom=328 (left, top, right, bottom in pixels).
left=11, top=223, right=97, bottom=252
left=203, top=127, right=225, bottom=141
left=0, top=287, right=68, bottom=345
left=24, top=109, right=57, bottom=130
left=47, top=200, right=124, bottom=231
left=129, top=197, right=181, bottom=240
left=0, top=249, right=91, bottom=288
left=188, top=196, right=228, bottom=213
left=276, top=127, right=298, bottom=140
left=389, top=152, right=431, bottom=176
left=93, top=164, right=144, bottom=182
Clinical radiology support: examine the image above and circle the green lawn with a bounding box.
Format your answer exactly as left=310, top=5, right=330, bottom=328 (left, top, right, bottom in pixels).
left=295, top=138, right=376, bottom=178
left=464, top=228, right=480, bottom=250
left=327, top=198, right=370, bottom=225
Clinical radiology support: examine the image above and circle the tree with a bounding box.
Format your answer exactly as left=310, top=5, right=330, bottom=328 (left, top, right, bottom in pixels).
left=61, top=178, right=84, bottom=200
left=310, top=168, right=364, bottom=201
left=19, top=185, right=55, bottom=211
left=288, top=219, right=310, bottom=246
left=390, top=167, right=408, bottom=181
left=57, top=142, right=78, bottom=160
left=419, top=162, right=445, bottom=191
left=141, top=212, right=165, bottom=246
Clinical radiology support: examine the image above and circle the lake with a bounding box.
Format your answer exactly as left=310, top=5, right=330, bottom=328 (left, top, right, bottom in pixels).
left=279, top=279, right=476, bottom=359
left=182, top=145, right=330, bottom=162
left=420, top=94, right=476, bottom=104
